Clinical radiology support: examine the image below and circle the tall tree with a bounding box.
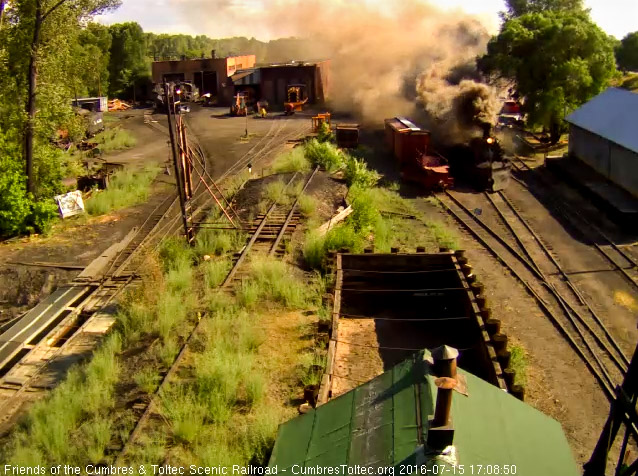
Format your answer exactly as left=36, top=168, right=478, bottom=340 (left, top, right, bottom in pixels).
left=108, top=22, right=149, bottom=98
left=479, top=11, right=616, bottom=142
left=15, top=0, right=119, bottom=195
left=503, top=0, right=585, bottom=19
left=75, top=22, right=112, bottom=97
left=616, top=32, right=638, bottom=72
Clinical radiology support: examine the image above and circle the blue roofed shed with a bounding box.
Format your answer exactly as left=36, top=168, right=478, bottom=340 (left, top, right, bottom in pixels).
left=566, top=87, right=638, bottom=198
left=268, top=350, right=579, bottom=476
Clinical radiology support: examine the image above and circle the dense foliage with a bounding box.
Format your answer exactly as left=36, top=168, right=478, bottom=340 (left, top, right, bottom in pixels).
left=502, top=0, right=585, bottom=19
left=0, top=0, right=120, bottom=236
left=616, top=32, right=638, bottom=72
left=479, top=9, right=616, bottom=138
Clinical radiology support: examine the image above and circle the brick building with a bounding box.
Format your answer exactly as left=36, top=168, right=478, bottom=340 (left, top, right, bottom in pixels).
left=231, top=60, right=330, bottom=110
left=151, top=52, right=256, bottom=105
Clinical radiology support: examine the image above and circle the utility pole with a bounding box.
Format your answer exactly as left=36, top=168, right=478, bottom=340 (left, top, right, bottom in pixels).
left=164, top=81, right=193, bottom=244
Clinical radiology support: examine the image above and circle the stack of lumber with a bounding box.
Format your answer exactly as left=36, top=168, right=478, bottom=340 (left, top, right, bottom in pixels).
left=108, top=99, right=132, bottom=111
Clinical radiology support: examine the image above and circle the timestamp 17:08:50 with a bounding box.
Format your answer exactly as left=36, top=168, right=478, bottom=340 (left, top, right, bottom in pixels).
left=398, top=465, right=517, bottom=475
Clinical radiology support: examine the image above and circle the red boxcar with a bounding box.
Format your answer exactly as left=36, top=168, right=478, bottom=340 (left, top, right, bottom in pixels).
left=384, top=117, right=453, bottom=191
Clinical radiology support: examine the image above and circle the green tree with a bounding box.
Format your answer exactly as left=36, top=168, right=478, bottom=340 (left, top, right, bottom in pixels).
left=0, top=0, right=118, bottom=235
left=12, top=0, right=120, bottom=194
left=108, top=22, right=149, bottom=98
left=75, top=22, right=112, bottom=97
left=479, top=11, right=616, bottom=142
left=503, top=0, right=585, bottom=19
left=616, top=32, right=638, bottom=72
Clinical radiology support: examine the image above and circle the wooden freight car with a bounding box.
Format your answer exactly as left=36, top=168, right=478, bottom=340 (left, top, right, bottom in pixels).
left=385, top=117, right=453, bottom=191
left=336, top=124, right=360, bottom=149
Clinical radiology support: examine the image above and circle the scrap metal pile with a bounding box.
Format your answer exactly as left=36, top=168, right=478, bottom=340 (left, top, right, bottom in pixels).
left=108, top=99, right=132, bottom=111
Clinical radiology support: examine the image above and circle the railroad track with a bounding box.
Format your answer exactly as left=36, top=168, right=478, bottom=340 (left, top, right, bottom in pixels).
left=0, top=111, right=311, bottom=424
left=437, top=189, right=629, bottom=401
left=115, top=166, right=319, bottom=464
left=510, top=157, right=638, bottom=293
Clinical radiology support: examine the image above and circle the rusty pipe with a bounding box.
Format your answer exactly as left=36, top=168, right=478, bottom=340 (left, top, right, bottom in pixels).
left=433, top=377, right=456, bottom=427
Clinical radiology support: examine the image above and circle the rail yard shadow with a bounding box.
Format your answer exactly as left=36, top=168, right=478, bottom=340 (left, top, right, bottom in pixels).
left=510, top=163, right=638, bottom=246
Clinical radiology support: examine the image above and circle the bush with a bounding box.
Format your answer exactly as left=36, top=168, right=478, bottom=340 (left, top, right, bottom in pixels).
left=160, top=385, right=207, bottom=445
left=0, top=154, right=31, bottom=237
left=272, top=148, right=311, bottom=174
left=351, top=192, right=381, bottom=233
left=317, top=122, right=333, bottom=143
left=324, top=223, right=361, bottom=252
left=344, top=156, right=380, bottom=189
left=304, top=139, right=344, bottom=172
left=27, top=200, right=58, bottom=235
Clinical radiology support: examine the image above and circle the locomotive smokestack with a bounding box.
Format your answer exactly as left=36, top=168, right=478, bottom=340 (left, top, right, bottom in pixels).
left=480, top=122, right=492, bottom=140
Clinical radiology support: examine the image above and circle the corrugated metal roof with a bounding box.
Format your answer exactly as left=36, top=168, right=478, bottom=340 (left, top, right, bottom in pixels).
left=231, top=68, right=260, bottom=86
left=269, top=350, right=579, bottom=475
left=566, top=88, right=638, bottom=154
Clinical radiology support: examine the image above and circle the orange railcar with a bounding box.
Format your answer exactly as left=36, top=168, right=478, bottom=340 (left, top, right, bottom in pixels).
left=384, top=117, right=453, bottom=191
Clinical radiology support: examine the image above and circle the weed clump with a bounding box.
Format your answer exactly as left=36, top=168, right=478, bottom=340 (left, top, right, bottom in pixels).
left=297, top=193, right=317, bottom=217
left=272, top=147, right=311, bottom=174
left=304, top=139, right=344, bottom=172
left=344, top=156, right=380, bottom=189
left=85, top=166, right=158, bottom=216
left=235, top=257, right=316, bottom=309
left=263, top=179, right=291, bottom=206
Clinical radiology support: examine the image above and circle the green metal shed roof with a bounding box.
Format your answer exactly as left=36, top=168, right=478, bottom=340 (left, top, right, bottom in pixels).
left=268, top=351, right=579, bottom=476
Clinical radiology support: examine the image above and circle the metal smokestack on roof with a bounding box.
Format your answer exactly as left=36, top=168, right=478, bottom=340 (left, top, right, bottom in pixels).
left=211, top=49, right=216, bottom=59
left=427, top=345, right=459, bottom=451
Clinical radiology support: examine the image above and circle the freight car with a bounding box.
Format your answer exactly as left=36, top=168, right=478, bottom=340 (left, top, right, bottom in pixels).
left=385, top=117, right=453, bottom=191
left=446, top=123, right=511, bottom=192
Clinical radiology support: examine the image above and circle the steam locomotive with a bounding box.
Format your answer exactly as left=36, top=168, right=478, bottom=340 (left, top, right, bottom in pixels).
left=385, top=118, right=511, bottom=192
left=445, top=123, right=511, bottom=192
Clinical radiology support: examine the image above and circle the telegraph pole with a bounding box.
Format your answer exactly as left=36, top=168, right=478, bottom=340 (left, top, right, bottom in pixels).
left=164, top=81, right=193, bottom=244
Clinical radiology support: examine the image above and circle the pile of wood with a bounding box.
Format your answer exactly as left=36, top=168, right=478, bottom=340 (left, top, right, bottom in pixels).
left=108, top=99, right=132, bottom=111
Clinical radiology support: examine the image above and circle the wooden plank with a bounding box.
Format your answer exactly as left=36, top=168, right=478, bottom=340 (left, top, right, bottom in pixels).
left=317, top=206, right=353, bottom=236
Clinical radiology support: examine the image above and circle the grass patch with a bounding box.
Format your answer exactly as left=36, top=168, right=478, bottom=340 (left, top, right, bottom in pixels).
left=195, top=229, right=246, bottom=257
left=203, top=257, right=232, bottom=289
left=272, top=147, right=311, bottom=174
left=235, top=257, right=321, bottom=309
left=297, top=194, right=317, bottom=218
left=134, top=367, right=160, bottom=394
left=263, top=179, right=292, bottom=206
left=4, top=333, right=122, bottom=464
left=427, top=221, right=459, bottom=250
left=85, top=165, right=159, bottom=216
left=508, top=345, right=527, bottom=386
left=94, top=127, right=137, bottom=153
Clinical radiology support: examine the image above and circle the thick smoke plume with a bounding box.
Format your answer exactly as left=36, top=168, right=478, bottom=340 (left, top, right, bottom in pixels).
left=172, top=0, right=499, bottom=142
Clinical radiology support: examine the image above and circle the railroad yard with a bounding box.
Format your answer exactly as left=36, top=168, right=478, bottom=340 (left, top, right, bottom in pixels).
left=0, top=100, right=637, bottom=470
left=2, top=3, right=638, bottom=472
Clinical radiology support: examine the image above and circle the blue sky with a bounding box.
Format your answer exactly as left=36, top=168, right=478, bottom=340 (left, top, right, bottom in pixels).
left=98, top=0, right=637, bottom=40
